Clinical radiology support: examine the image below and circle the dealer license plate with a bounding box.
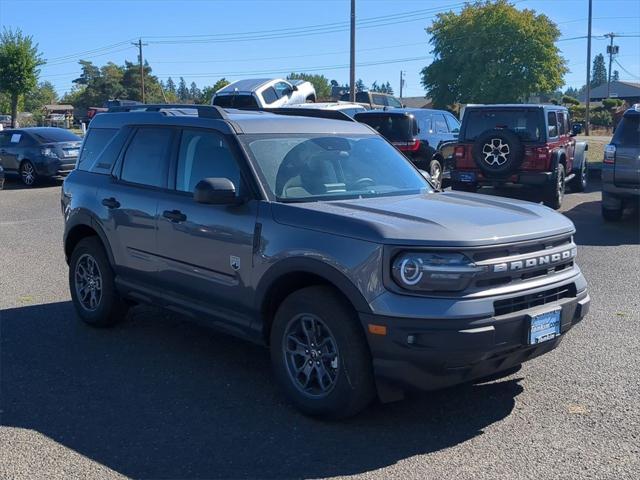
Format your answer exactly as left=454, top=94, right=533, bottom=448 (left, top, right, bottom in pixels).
left=458, top=171, right=476, bottom=183
left=65, top=149, right=79, bottom=157
left=528, top=309, right=561, bottom=345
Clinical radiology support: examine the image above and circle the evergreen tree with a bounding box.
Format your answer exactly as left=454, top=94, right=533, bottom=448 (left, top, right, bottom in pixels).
left=177, top=77, right=189, bottom=101
left=591, top=54, right=607, bottom=88
left=189, top=81, right=202, bottom=103
left=612, top=70, right=619, bottom=81
left=383, top=81, right=394, bottom=95
left=355, top=79, right=366, bottom=92
left=166, top=77, right=176, bottom=94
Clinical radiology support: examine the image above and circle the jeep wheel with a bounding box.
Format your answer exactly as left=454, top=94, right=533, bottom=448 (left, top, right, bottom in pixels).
left=20, top=160, right=38, bottom=187
left=270, top=286, right=375, bottom=418
left=543, top=163, right=565, bottom=210
left=570, top=160, right=588, bottom=192
left=472, top=129, right=525, bottom=177
left=428, top=159, right=443, bottom=190
left=602, top=204, right=623, bottom=221
left=69, top=237, right=129, bottom=327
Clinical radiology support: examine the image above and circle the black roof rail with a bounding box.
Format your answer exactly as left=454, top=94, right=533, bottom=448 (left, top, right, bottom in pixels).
left=107, top=104, right=228, bottom=120
left=258, top=107, right=356, bottom=122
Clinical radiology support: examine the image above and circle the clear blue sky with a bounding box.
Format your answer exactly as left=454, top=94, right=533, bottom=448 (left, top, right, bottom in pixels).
left=1, top=0, right=639, bottom=98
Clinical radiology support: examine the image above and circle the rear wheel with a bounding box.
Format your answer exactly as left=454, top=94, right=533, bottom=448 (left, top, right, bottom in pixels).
left=570, top=160, right=588, bottom=192
left=428, top=159, right=443, bottom=190
left=69, top=237, right=129, bottom=327
left=543, top=163, right=565, bottom=210
left=20, top=160, right=38, bottom=186
left=270, top=286, right=375, bottom=419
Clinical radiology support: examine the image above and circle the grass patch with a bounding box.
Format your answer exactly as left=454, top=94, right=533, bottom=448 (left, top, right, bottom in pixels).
left=577, top=135, right=610, bottom=169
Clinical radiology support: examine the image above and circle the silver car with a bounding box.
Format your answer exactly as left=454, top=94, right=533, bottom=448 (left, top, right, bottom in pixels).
left=212, top=78, right=316, bottom=109
left=602, top=105, right=640, bottom=220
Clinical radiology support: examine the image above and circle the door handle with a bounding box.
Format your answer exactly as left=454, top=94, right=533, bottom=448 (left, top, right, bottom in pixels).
left=101, top=197, right=120, bottom=209
left=163, top=209, right=187, bottom=222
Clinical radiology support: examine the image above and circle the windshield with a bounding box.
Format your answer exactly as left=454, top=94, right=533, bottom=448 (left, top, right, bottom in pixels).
left=242, top=134, right=431, bottom=202
left=463, top=109, right=543, bottom=142
left=355, top=114, right=416, bottom=141
left=30, top=129, right=81, bottom=143
left=213, top=94, right=259, bottom=108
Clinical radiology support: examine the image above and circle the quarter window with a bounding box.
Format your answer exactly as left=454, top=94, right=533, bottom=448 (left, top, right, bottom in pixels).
left=372, top=94, right=386, bottom=106
left=77, top=128, right=118, bottom=171
left=120, top=128, right=173, bottom=187
left=547, top=112, right=559, bottom=138
left=558, top=112, right=567, bottom=135
left=262, top=87, right=278, bottom=105
left=386, top=96, right=402, bottom=108
left=176, top=129, right=242, bottom=194
left=433, top=114, right=448, bottom=133
left=445, top=114, right=460, bottom=132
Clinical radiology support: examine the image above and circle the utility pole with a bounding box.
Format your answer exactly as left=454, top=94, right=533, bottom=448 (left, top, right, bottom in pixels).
left=585, top=0, right=592, bottom=136
left=349, top=0, right=356, bottom=102
left=605, top=33, right=619, bottom=98
left=132, top=38, right=148, bottom=103
left=399, top=70, right=405, bottom=100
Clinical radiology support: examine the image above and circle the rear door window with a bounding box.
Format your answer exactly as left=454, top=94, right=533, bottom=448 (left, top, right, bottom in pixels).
left=262, top=87, right=278, bottom=105
left=355, top=92, right=370, bottom=103
left=386, top=96, right=402, bottom=108
left=613, top=115, right=640, bottom=146
left=355, top=114, right=415, bottom=141
left=371, top=94, right=387, bottom=107
left=558, top=112, right=567, bottom=135
left=120, top=127, right=174, bottom=188
left=212, top=94, right=259, bottom=109
left=445, top=114, right=460, bottom=132
left=433, top=114, right=449, bottom=133
left=77, top=128, right=118, bottom=171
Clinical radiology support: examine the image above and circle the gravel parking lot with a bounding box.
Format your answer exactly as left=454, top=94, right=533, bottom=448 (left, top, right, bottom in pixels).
left=1, top=178, right=638, bottom=480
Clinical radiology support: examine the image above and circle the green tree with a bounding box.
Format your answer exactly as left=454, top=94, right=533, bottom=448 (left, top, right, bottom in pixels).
left=287, top=72, right=331, bottom=100
left=564, top=86, right=579, bottom=98
left=591, top=53, right=607, bottom=88
left=561, top=95, right=580, bottom=106
left=421, top=1, right=567, bottom=107
left=177, top=77, right=189, bottom=101
left=355, top=79, right=367, bottom=92
left=24, top=81, right=58, bottom=115
left=383, top=81, right=394, bottom=95
left=0, top=28, right=45, bottom=127
left=166, top=77, right=176, bottom=95
left=612, top=70, right=619, bottom=81
left=189, top=81, right=202, bottom=103
left=201, top=77, right=230, bottom=104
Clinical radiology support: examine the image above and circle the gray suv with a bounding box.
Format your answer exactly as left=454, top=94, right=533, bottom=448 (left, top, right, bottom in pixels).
left=602, top=105, right=640, bottom=220
left=62, top=105, right=590, bottom=418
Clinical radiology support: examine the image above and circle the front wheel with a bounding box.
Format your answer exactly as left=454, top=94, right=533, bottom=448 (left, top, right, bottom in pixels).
left=428, top=159, right=443, bottom=190
left=543, top=163, right=565, bottom=210
left=69, top=237, right=129, bottom=327
left=270, top=286, right=375, bottom=419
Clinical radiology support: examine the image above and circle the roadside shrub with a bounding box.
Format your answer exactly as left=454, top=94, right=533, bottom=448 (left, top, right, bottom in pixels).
left=590, top=110, right=612, bottom=127
left=562, top=95, right=580, bottom=106
left=569, top=104, right=585, bottom=122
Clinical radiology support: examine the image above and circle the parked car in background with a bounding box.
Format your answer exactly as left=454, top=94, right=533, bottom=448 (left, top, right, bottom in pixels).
left=601, top=105, right=640, bottom=220
left=0, top=115, right=12, bottom=128
left=451, top=104, right=588, bottom=209
left=340, top=91, right=404, bottom=110
left=354, top=108, right=460, bottom=189
left=0, top=127, right=82, bottom=186
left=212, top=78, right=316, bottom=109
left=286, top=101, right=366, bottom=118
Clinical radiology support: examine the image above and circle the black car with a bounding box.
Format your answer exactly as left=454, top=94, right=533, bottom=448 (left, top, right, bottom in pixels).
left=354, top=108, right=460, bottom=189
left=0, top=127, right=82, bottom=186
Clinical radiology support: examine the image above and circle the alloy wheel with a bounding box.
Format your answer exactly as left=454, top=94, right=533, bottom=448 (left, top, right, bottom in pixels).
left=74, top=253, right=103, bottom=311
left=430, top=161, right=442, bottom=189
left=21, top=162, right=35, bottom=186
left=282, top=313, right=339, bottom=398
left=482, top=138, right=510, bottom=166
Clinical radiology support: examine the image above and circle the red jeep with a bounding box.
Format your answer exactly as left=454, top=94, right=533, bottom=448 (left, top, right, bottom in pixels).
left=451, top=104, right=588, bottom=209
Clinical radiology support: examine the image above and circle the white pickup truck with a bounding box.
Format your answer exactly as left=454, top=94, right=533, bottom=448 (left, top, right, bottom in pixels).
left=212, top=78, right=316, bottom=109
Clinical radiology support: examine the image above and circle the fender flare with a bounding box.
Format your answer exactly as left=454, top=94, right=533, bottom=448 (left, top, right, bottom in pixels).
left=550, top=149, right=567, bottom=171
left=64, top=210, right=115, bottom=266
left=255, top=256, right=372, bottom=316
left=572, top=141, right=589, bottom=173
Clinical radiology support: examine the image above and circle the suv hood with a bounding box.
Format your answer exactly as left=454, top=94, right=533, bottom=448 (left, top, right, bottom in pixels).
left=271, top=191, right=575, bottom=247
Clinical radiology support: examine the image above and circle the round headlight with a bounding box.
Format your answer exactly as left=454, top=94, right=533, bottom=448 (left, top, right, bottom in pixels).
left=399, top=257, right=423, bottom=285
left=392, top=252, right=485, bottom=292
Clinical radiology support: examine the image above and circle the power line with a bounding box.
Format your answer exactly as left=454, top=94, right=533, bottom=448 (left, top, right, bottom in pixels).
left=614, top=59, right=640, bottom=80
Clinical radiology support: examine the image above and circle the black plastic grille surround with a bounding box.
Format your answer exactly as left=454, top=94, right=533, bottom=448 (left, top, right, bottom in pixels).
left=493, top=283, right=576, bottom=316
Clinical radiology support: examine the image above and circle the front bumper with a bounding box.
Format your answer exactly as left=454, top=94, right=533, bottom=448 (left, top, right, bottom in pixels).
left=360, top=279, right=589, bottom=397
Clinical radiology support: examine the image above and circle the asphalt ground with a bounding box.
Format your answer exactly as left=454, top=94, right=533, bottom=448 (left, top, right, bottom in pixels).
left=1, top=177, right=638, bottom=480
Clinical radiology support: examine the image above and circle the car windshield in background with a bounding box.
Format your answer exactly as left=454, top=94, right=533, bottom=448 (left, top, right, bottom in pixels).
left=242, top=134, right=431, bottom=202
left=30, top=129, right=81, bottom=143
left=212, top=94, right=259, bottom=109
left=614, top=115, right=640, bottom=146
left=355, top=114, right=416, bottom=142
left=464, top=109, right=542, bottom=142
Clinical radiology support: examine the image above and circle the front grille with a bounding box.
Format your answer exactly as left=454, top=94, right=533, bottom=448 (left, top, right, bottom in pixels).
left=493, top=284, right=576, bottom=316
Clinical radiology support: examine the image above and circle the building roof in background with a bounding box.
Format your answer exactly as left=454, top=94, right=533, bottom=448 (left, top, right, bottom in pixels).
left=401, top=96, right=432, bottom=108
left=43, top=104, right=74, bottom=112
left=583, top=81, right=640, bottom=101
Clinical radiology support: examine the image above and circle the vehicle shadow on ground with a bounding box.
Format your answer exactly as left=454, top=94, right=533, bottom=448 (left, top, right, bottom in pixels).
left=1, top=301, right=523, bottom=479
left=0, top=176, right=62, bottom=191
left=562, top=200, right=639, bottom=246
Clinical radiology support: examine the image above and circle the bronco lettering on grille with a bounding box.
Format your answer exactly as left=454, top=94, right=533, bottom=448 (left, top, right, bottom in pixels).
left=493, top=248, right=576, bottom=273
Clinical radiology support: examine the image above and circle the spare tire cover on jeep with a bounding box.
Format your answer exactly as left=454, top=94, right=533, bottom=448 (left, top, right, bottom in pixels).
left=472, top=129, right=525, bottom=177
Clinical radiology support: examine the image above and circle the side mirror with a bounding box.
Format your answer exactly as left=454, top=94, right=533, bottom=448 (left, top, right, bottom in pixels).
left=291, top=84, right=298, bottom=91
left=194, top=178, right=238, bottom=205
left=571, top=123, right=583, bottom=136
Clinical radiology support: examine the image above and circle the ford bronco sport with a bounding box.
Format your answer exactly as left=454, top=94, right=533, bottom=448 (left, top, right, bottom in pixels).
left=451, top=104, right=588, bottom=209
left=62, top=104, right=590, bottom=418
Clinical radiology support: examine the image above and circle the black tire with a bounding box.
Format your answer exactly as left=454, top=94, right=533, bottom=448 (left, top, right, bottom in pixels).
left=570, top=160, right=588, bottom=192
left=451, top=181, right=478, bottom=193
left=602, top=204, right=623, bottom=221
left=428, top=158, right=443, bottom=190
left=543, top=163, right=565, bottom=210
left=69, top=237, right=129, bottom=327
left=472, top=129, right=525, bottom=177
left=270, top=286, right=375, bottom=419
left=20, top=160, right=38, bottom=187
left=305, top=96, right=316, bottom=103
